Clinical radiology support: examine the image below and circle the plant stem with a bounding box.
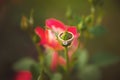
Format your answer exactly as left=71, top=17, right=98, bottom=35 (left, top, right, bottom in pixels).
left=27, top=24, right=45, bottom=80
left=65, top=47, right=69, bottom=77
left=35, top=45, right=44, bottom=80
left=32, top=37, right=44, bottom=80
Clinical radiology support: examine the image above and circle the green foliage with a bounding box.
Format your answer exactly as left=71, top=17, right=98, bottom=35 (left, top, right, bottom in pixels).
left=75, top=49, right=89, bottom=70
left=89, top=25, right=106, bottom=36
left=20, top=9, right=34, bottom=31
left=88, top=0, right=104, bottom=7
left=78, top=20, right=87, bottom=31
left=37, top=71, right=50, bottom=80
left=33, top=34, right=40, bottom=43
left=13, top=57, right=36, bottom=71
left=45, top=52, right=52, bottom=67
left=30, top=59, right=51, bottom=80
left=66, top=6, right=72, bottom=19
left=80, top=65, right=101, bottom=80
left=90, top=52, right=120, bottom=67
left=30, top=63, right=41, bottom=80
left=74, top=50, right=120, bottom=80
left=72, top=15, right=83, bottom=26
left=51, top=73, right=62, bottom=80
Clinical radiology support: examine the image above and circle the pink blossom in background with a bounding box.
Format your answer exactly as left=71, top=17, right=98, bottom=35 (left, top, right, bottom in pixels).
left=14, top=71, right=32, bottom=80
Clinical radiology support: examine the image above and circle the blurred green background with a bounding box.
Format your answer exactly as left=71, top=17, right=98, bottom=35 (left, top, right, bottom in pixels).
left=0, top=0, right=120, bottom=80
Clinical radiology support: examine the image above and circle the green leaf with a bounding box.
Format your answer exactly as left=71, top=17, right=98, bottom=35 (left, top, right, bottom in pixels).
left=51, top=73, right=62, bottom=80
left=75, top=49, right=89, bottom=70
left=31, top=62, right=51, bottom=80
left=85, top=15, right=93, bottom=24
left=30, top=63, right=41, bottom=80
left=13, top=57, right=36, bottom=71
left=90, top=52, right=120, bottom=67
left=73, top=15, right=82, bottom=25
left=37, top=71, right=50, bottom=80
left=78, top=22, right=87, bottom=31
left=89, top=25, right=106, bottom=36
left=80, top=65, right=101, bottom=80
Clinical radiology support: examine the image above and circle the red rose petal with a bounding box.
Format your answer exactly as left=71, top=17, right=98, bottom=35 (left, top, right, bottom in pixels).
left=46, top=18, right=66, bottom=30
left=35, top=27, right=46, bottom=44
left=67, top=26, right=78, bottom=36
left=14, top=71, right=32, bottom=80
